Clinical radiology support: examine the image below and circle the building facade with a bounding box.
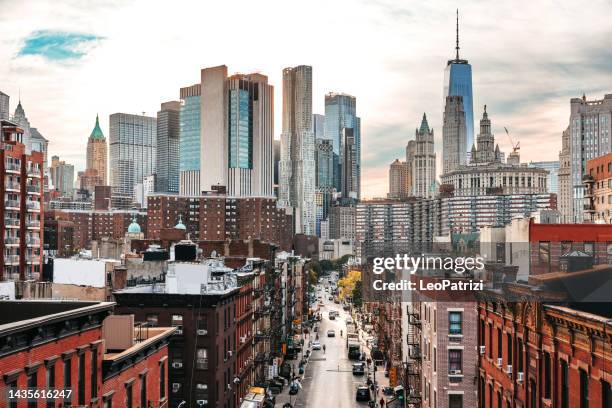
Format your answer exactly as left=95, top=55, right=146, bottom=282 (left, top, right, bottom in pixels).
left=156, top=101, right=180, bottom=194
left=584, top=152, right=612, bottom=223
left=413, top=114, right=437, bottom=199
left=86, top=114, right=108, bottom=187
left=0, top=91, right=8, bottom=120
left=529, top=160, right=559, bottom=195
left=279, top=65, right=316, bottom=235
left=1, top=120, right=44, bottom=281
left=442, top=95, right=467, bottom=174
left=49, top=155, right=74, bottom=197
left=179, top=83, right=202, bottom=195
left=558, top=127, right=572, bottom=222
left=109, top=112, right=157, bottom=200
left=569, top=94, right=612, bottom=222
left=389, top=158, right=412, bottom=199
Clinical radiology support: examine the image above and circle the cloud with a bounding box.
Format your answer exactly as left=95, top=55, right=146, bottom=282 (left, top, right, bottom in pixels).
left=18, top=30, right=102, bottom=61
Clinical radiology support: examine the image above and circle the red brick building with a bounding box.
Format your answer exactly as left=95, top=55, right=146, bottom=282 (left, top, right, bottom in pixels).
left=0, top=119, right=44, bottom=281
left=584, top=152, right=612, bottom=223
left=0, top=300, right=174, bottom=408
left=477, top=288, right=611, bottom=408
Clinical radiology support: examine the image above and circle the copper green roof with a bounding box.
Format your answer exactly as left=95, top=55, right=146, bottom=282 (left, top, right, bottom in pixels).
left=90, top=114, right=105, bottom=140
left=419, top=113, right=430, bottom=133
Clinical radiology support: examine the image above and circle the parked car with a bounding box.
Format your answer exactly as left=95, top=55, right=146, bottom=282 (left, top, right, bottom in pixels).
left=352, top=362, right=365, bottom=375
left=312, top=341, right=322, bottom=350
left=327, top=329, right=336, bottom=337
left=356, top=386, right=370, bottom=402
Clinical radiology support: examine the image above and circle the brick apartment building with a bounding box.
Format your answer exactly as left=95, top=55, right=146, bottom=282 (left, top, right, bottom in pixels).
left=0, top=300, right=174, bottom=408
left=146, top=194, right=292, bottom=250
left=1, top=119, right=44, bottom=281
left=584, top=152, right=612, bottom=223
left=477, top=288, right=611, bottom=408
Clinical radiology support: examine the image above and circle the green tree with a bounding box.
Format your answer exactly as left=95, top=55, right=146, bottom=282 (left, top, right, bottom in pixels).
left=352, top=280, right=363, bottom=308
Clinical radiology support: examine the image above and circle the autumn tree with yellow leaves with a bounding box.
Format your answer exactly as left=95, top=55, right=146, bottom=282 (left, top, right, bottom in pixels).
left=337, top=270, right=362, bottom=301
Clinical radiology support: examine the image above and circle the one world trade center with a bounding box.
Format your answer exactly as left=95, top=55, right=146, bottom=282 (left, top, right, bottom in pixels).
left=444, top=10, right=474, bottom=158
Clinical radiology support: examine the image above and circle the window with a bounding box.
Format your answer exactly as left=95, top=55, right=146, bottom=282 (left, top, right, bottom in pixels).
left=498, top=391, right=502, bottom=408
left=46, top=364, right=55, bottom=408
left=539, top=241, right=550, bottom=271
left=171, top=314, right=183, bottom=327
left=518, top=342, right=524, bottom=372
left=580, top=368, right=589, bottom=408
left=64, top=358, right=72, bottom=407
left=449, top=394, right=463, bottom=408
left=433, top=347, right=437, bottom=372
left=27, top=372, right=37, bottom=408
left=544, top=352, right=551, bottom=399
left=8, top=380, right=17, bottom=408
left=506, top=333, right=512, bottom=365
left=448, top=350, right=462, bottom=373
left=561, top=360, right=569, bottom=408
left=497, top=328, right=502, bottom=359
left=584, top=242, right=595, bottom=255
left=125, top=383, right=133, bottom=408
left=197, top=314, right=208, bottom=331
left=195, top=383, right=209, bottom=404
left=449, top=312, right=462, bottom=335
left=196, top=348, right=209, bottom=370
left=78, top=353, right=86, bottom=405
left=140, top=374, right=147, bottom=408
left=489, top=324, right=493, bottom=358
left=103, top=397, right=112, bottom=408
left=146, top=314, right=158, bottom=327
left=602, top=380, right=610, bottom=408
left=91, top=349, right=98, bottom=399
left=159, top=360, right=166, bottom=399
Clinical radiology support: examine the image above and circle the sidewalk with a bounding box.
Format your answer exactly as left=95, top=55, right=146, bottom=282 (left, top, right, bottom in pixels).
left=357, top=316, right=391, bottom=405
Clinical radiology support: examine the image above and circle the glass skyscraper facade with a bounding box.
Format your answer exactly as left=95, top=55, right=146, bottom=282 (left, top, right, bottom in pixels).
left=228, top=88, right=253, bottom=169
left=444, top=62, right=474, bottom=155
left=324, top=93, right=361, bottom=198
left=179, top=95, right=201, bottom=172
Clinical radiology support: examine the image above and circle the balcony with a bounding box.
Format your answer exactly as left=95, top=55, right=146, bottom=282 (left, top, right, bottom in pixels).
left=4, top=237, right=19, bottom=246
left=26, top=201, right=40, bottom=211
left=27, top=168, right=41, bottom=177
left=4, top=218, right=19, bottom=227
left=4, top=255, right=19, bottom=264
left=26, top=220, right=41, bottom=228
left=26, top=255, right=39, bottom=263
left=26, top=185, right=41, bottom=194
left=5, top=182, right=20, bottom=191
left=4, top=163, right=20, bottom=173
left=26, top=236, right=41, bottom=246
left=4, top=200, right=19, bottom=209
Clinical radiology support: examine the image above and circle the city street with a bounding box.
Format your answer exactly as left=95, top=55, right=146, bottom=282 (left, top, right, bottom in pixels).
left=276, top=281, right=388, bottom=407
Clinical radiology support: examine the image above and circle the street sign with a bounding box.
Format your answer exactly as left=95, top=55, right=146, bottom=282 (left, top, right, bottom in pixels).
left=389, top=367, right=398, bottom=387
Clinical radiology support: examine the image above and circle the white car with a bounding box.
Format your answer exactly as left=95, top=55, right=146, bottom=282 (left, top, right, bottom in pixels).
left=312, top=341, right=322, bottom=350
left=327, top=329, right=336, bottom=337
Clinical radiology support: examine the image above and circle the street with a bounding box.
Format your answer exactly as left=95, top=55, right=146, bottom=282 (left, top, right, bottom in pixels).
left=276, top=279, right=388, bottom=407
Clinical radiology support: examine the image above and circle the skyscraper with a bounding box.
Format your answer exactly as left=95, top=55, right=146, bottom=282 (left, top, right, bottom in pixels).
left=388, top=158, right=411, bottom=199
left=86, top=114, right=108, bottom=186
left=442, top=95, right=467, bottom=174
left=558, top=127, right=572, bottom=222
left=109, top=113, right=157, bottom=198
left=179, top=84, right=201, bottom=195
left=341, top=128, right=358, bottom=199
left=156, top=101, right=180, bottom=193
left=569, top=93, right=612, bottom=222
left=444, top=10, right=474, bottom=159
left=49, top=155, right=75, bottom=197
left=279, top=65, right=316, bottom=235
left=412, top=113, right=437, bottom=198
left=324, top=92, right=361, bottom=199
left=0, top=91, right=9, bottom=120
left=197, top=66, right=274, bottom=197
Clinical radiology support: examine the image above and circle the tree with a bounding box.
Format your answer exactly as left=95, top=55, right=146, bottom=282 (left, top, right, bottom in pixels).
left=337, top=270, right=362, bottom=300
left=352, top=280, right=363, bottom=308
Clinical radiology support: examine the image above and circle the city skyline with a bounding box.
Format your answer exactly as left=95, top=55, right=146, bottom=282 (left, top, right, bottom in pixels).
left=2, top=0, right=612, bottom=198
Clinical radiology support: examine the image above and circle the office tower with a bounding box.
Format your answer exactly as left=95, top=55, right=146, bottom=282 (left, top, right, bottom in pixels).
left=529, top=161, right=559, bottom=194
left=12, top=99, right=32, bottom=154
left=279, top=65, right=316, bottom=235
left=413, top=113, right=437, bottom=198
left=569, top=94, right=612, bottom=222
left=442, top=95, right=467, bottom=174
left=0, top=91, right=9, bottom=120
left=313, top=113, right=325, bottom=138
left=86, top=114, right=108, bottom=186
left=1, top=119, right=44, bottom=281
left=109, top=113, right=157, bottom=198
left=315, top=139, right=334, bottom=236
left=444, top=10, right=474, bottom=159
left=324, top=92, right=361, bottom=198
left=273, top=139, right=280, bottom=198
left=558, top=127, right=572, bottom=222
left=388, top=158, right=411, bottom=199
left=49, top=155, right=75, bottom=197
left=197, top=66, right=274, bottom=197
left=341, top=128, right=358, bottom=199
left=179, top=84, right=201, bottom=195
left=156, top=101, right=180, bottom=193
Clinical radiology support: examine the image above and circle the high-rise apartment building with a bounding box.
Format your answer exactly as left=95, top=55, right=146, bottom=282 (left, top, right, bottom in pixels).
left=86, top=114, right=107, bottom=187
left=569, top=94, right=612, bottom=222
left=583, top=152, right=612, bottom=223
left=49, top=155, right=75, bottom=197
left=179, top=84, right=201, bottom=195
left=558, top=127, right=572, bottom=222
left=413, top=114, right=437, bottom=198
left=0, top=91, right=8, bottom=120
left=109, top=112, right=157, bottom=199
left=279, top=65, right=316, bottom=235
left=315, top=139, right=334, bottom=236
left=156, top=101, right=180, bottom=193
left=388, top=158, right=411, bottom=199
left=442, top=95, right=467, bottom=174
left=313, top=113, right=325, bottom=139
left=444, top=11, right=474, bottom=159
left=324, top=92, right=361, bottom=198
left=1, top=120, right=44, bottom=281
left=341, top=128, right=358, bottom=199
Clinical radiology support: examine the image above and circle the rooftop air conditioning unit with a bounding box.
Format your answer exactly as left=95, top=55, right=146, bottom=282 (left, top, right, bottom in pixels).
left=517, top=372, right=524, bottom=383
left=172, top=383, right=180, bottom=392
left=172, top=362, right=183, bottom=369
left=449, top=369, right=462, bottom=375
left=506, top=365, right=513, bottom=375
left=196, top=400, right=207, bottom=406
left=497, top=358, right=503, bottom=367
left=479, top=345, right=485, bottom=355
left=197, top=329, right=208, bottom=336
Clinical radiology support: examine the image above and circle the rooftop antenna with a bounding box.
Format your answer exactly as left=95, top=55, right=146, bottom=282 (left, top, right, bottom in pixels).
left=456, top=9, right=460, bottom=60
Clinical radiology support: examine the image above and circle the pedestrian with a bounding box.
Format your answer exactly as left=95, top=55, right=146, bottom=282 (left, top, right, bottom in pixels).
left=380, top=398, right=385, bottom=407
left=323, top=344, right=326, bottom=354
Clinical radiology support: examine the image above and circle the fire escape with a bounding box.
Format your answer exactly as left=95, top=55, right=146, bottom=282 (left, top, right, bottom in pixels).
left=405, top=304, right=422, bottom=408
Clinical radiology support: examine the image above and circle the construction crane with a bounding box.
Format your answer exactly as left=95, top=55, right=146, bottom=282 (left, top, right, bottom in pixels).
left=504, top=127, right=520, bottom=153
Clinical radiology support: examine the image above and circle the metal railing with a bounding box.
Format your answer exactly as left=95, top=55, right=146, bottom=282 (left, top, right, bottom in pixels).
left=4, top=200, right=19, bottom=208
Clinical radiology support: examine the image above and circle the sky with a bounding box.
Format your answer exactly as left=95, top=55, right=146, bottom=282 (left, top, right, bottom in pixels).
left=2, top=0, right=612, bottom=198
